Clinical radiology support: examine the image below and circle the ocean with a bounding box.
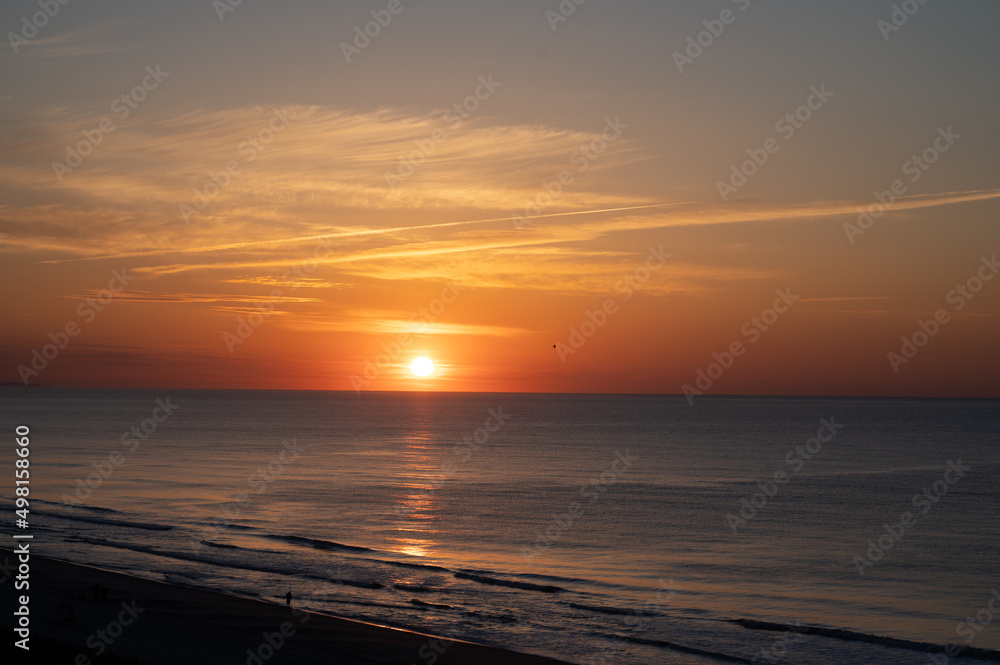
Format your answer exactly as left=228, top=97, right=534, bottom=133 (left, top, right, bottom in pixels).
left=2, top=388, right=999, bottom=665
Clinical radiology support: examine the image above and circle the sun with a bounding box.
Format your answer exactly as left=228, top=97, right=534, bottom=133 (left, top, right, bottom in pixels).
left=409, top=356, right=435, bottom=377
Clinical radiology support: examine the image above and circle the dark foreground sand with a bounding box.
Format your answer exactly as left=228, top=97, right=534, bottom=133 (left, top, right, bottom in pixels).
left=4, top=550, right=577, bottom=665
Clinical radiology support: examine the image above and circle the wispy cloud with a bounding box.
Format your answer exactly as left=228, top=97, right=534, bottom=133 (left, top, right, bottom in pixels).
left=275, top=309, right=540, bottom=337
left=4, top=99, right=999, bottom=303
left=40, top=203, right=682, bottom=264
left=28, top=188, right=1000, bottom=269
left=0, top=102, right=649, bottom=261
left=224, top=276, right=346, bottom=289
left=62, top=290, right=322, bottom=304
left=78, top=188, right=999, bottom=283
left=799, top=296, right=894, bottom=303
left=4, top=94, right=997, bottom=279
left=5, top=20, right=134, bottom=59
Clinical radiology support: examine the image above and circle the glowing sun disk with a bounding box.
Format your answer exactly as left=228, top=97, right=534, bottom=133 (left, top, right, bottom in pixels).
left=410, top=356, right=435, bottom=377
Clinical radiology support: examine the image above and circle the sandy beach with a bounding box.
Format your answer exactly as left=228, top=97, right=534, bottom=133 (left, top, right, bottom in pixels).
left=4, top=549, right=578, bottom=665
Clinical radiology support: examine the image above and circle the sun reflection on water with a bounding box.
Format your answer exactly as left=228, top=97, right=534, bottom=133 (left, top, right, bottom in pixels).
left=387, top=398, right=442, bottom=558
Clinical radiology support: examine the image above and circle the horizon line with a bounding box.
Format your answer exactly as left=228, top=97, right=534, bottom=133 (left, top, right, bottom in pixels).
left=3, top=385, right=998, bottom=400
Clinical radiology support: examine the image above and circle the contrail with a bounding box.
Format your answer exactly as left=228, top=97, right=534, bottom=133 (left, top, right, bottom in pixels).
left=42, top=202, right=688, bottom=264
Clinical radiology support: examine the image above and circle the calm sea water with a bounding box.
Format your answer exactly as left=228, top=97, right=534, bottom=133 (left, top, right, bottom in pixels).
left=2, top=389, right=999, bottom=665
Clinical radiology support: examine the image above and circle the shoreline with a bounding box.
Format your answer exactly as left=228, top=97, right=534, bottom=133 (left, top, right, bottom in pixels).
left=3, top=549, right=578, bottom=665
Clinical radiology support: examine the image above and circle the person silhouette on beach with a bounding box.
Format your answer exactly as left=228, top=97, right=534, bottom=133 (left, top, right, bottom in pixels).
left=55, top=601, right=76, bottom=624
left=285, top=591, right=293, bottom=607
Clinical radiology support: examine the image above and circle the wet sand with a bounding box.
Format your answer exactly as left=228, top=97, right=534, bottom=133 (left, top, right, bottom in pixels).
left=3, top=549, right=577, bottom=665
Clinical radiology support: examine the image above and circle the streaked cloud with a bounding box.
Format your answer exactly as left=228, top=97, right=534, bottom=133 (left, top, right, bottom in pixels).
left=0, top=103, right=645, bottom=262
left=38, top=203, right=681, bottom=264
left=62, top=290, right=322, bottom=304
left=76, top=189, right=998, bottom=293
left=4, top=21, right=134, bottom=59
left=799, top=297, right=894, bottom=303
left=224, top=276, right=346, bottom=289
left=275, top=309, right=540, bottom=337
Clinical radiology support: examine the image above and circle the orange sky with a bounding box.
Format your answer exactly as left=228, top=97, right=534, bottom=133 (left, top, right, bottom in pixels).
left=1, top=1, right=998, bottom=396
